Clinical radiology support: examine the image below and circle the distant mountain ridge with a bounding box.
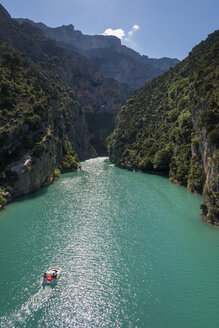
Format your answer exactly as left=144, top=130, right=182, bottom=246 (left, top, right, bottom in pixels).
left=16, top=19, right=179, bottom=88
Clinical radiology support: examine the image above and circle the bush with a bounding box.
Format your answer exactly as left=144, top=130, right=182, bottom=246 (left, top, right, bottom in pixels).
left=54, top=168, right=61, bottom=179
left=0, top=194, right=7, bottom=208
left=26, top=165, right=32, bottom=172
left=61, top=154, right=78, bottom=170
left=200, top=203, right=208, bottom=215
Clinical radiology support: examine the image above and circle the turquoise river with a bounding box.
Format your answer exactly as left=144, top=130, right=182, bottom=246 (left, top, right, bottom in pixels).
left=0, top=158, right=219, bottom=328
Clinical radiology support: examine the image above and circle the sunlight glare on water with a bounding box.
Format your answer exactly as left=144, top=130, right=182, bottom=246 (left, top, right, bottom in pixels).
left=0, top=158, right=219, bottom=328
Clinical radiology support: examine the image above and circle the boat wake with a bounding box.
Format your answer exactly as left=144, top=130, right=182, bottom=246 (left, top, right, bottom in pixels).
left=0, top=285, right=53, bottom=327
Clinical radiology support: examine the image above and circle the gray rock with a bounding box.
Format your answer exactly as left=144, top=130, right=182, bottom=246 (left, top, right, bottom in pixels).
left=16, top=19, right=179, bottom=89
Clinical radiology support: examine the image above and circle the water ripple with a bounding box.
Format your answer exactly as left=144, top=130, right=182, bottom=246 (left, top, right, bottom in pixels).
left=1, top=158, right=219, bottom=328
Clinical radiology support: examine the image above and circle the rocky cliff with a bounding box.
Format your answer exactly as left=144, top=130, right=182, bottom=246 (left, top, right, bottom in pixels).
left=16, top=19, right=179, bottom=89
left=107, top=30, right=219, bottom=224
left=0, top=39, right=94, bottom=206
left=1, top=7, right=132, bottom=154
left=0, top=4, right=131, bottom=207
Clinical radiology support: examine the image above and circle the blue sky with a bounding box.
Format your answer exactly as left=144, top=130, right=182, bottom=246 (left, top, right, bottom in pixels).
left=1, top=0, right=218, bottom=60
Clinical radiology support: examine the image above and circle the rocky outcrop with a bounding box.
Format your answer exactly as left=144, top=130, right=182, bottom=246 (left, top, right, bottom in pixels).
left=8, top=146, right=55, bottom=198
left=16, top=18, right=179, bottom=89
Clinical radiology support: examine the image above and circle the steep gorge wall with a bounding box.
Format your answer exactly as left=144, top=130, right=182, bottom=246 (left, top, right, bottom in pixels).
left=0, top=3, right=133, bottom=207
left=0, top=39, right=96, bottom=206
left=108, top=31, right=219, bottom=224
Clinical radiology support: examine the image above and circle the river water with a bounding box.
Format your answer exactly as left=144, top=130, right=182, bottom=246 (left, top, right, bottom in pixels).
left=0, top=157, right=219, bottom=328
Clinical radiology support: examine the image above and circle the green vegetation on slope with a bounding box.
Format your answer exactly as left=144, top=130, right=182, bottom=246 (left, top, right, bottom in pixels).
left=0, top=4, right=132, bottom=158
left=0, top=40, right=83, bottom=167
left=61, top=137, right=79, bottom=171
left=0, top=40, right=85, bottom=202
left=108, top=30, right=219, bottom=223
left=0, top=3, right=132, bottom=208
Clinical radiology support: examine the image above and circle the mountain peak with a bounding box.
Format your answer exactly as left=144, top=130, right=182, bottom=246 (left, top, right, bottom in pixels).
left=0, top=4, right=11, bottom=21
left=60, top=24, right=75, bottom=31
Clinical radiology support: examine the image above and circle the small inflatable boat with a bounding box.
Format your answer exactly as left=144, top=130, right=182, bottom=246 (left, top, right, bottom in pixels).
left=42, top=267, right=61, bottom=285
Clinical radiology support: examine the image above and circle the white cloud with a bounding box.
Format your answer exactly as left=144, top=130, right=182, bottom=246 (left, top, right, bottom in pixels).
left=133, top=24, right=140, bottom=31
left=127, top=25, right=140, bottom=37
left=102, top=28, right=125, bottom=40
left=101, top=25, right=140, bottom=51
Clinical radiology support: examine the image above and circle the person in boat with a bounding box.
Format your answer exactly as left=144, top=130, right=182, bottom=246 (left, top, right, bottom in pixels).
left=51, top=272, right=57, bottom=284
left=42, top=273, right=47, bottom=284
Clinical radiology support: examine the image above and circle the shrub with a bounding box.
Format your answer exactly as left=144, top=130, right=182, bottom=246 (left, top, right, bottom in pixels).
left=200, top=203, right=208, bottom=215
left=61, top=154, right=78, bottom=170
left=26, top=165, right=32, bottom=172
left=54, top=168, right=61, bottom=179
left=0, top=194, right=7, bottom=208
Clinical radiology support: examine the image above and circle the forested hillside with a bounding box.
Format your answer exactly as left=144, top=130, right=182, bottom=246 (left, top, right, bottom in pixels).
left=108, top=30, right=219, bottom=224
left=0, top=4, right=131, bottom=207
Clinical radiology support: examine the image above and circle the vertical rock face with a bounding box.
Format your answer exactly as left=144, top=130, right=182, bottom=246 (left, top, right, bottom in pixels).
left=107, top=30, right=219, bottom=224
left=201, top=137, right=219, bottom=223
left=16, top=18, right=179, bottom=89
left=16, top=20, right=122, bottom=51
left=0, top=4, right=131, bottom=205
left=0, top=38, right=95, bottom=202
left=9, top=142, right=56, bottom=198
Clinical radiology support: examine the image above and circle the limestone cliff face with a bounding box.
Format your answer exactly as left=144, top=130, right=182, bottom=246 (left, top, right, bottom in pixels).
left=9, top=143, right=55, bottom=198
left=16, top=19, right=179, bottom=89
left=200, top=134, right=219, bottom=223
left=7, top=112, right=91, bottom=199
